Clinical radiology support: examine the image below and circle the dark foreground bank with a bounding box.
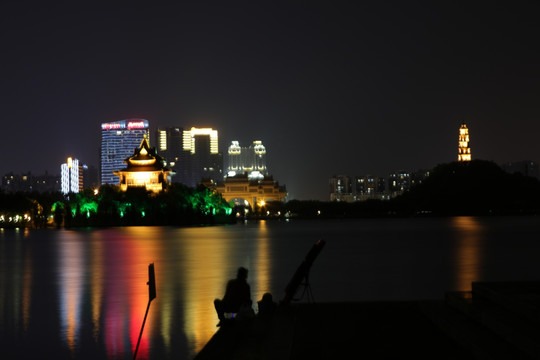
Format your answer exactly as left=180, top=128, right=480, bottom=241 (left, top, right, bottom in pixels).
left=196, top=281, right=540, bottom=359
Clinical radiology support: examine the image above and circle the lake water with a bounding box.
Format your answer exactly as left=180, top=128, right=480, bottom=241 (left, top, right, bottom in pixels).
left=2, top=216, right=540, bottom=359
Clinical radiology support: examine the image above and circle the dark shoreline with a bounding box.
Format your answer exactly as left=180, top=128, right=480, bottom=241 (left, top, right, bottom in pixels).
left=196, top=281, right=540, bottom=359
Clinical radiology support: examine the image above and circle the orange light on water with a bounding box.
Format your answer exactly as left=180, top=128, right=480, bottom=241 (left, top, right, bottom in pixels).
left=253, top=220, right=271, bottom=303
left=451, top=216, right=485, bottom=291
left=182, top=230, right=231, bottom=353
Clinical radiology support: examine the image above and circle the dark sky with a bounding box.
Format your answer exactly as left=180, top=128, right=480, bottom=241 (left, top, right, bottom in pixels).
left=2, top=1, right=540, bottom=200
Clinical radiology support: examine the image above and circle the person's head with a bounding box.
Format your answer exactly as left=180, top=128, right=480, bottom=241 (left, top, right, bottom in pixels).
left=237, top=267, right=248, bottom=280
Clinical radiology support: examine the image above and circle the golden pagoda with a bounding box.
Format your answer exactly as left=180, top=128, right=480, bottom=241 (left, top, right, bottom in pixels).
left=458, top=123, right=471, bottom=162
left=114, top=136, right=172, bottom=193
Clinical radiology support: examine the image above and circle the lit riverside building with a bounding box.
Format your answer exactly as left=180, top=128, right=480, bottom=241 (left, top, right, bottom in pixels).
left=100, top=119, right=150, bottom=185
left=227, top=140, right=268, bottom=180
left=179, top=127, right=223, bottom=187
left=458, top=123, right=472, bottom=162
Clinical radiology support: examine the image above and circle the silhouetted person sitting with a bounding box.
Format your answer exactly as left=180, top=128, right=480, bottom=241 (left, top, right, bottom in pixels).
left=257, top=292, right=276, bottom=320
left=214, top=267, right=252, bottom=326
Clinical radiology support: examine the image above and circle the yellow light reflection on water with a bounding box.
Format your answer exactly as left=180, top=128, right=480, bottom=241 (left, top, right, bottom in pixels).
left=90, top=232, right=104, bottom=341
left=182, top=227, right=232, bottom=354
left=451, top=216, right=485, bottom=291
left=49, top=225, right=275, bottom=358
left=253, top=220, right=271, bottom=303
left=58, top=231, right=84, bottom=353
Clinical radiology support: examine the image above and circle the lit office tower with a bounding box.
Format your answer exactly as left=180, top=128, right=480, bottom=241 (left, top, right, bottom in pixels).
left=227, top=140, right=268, bottom=180
left=155, top=127, right=183, bottom=167
left=180, top=127, right=223, bottom=187
left=61, top=157, right=83, bottom=194
left=458, top=123, right=472, bottom=162
left=100, top=119, right=149, bottom=185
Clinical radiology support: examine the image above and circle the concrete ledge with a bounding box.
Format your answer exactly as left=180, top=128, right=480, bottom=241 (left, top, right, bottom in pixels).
left=197, top=282, right=540, bottom=359
left=196, top=301, right=471, bottom=360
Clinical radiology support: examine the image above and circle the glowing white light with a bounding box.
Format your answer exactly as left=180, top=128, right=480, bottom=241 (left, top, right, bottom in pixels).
left=183, top=127, right=219, bottom=154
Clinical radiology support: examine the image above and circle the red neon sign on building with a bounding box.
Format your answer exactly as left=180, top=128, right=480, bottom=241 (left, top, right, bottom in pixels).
left=102, top=123, right=124, bottom=130
left=127, top=121, right=146, bottom=129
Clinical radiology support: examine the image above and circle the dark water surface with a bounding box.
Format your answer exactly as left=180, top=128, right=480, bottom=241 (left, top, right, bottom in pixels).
left=2, top=216, right=540, bottom=359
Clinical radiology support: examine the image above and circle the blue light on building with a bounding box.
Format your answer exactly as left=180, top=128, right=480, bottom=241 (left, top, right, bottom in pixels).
left=100, top=119, right=149, bottom=185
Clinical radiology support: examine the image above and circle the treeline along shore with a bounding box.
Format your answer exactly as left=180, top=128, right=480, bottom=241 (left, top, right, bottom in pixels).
left=1, top=160, right=540, bottom=229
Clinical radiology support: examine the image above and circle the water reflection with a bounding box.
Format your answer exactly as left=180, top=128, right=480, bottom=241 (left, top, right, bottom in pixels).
left=58, top=231, right=85, bottom=353
left=253, top=220, right=271, bottom=303
left=5, top=219, right=536, bottom=359
left=451, top=216, right=485, bottom=291
left=100, top=227, right=160, bottom=359
left=1, top=225, right=276, bottom=359
left=182, top=227, right=231, bottom=353
left=90, top=232, right=104, bottom=341
left=22, top=248, right=32, bottom=331
left=0, top=227, right=31, bottom=340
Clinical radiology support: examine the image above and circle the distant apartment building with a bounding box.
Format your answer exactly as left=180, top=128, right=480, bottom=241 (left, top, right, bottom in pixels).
left=2, top=172, right=60, bottom=192
left=388, top=169, right=429, bottom=197
left=330, top=169, right=429, bottom=201
left=388, top=170, right=411, bottom=196
left=227, top=140, right=268, bottom=180
left=100, top=119, right=149, bottom=185
left=501, top=161, right=539, bottom=179
left=329, top=175, right=354, bottom=202
left=353, top=175, right=387, bottom=201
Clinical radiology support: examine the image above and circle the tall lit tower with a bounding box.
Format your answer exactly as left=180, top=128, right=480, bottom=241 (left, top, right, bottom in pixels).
left=458, top=123, right=471, bottom=162
left=155, top=127, right=183, bottom=167
left=183, top=127, right=219, bottom=154
left=100, top=119, right=149, bottom=185
left=61, top=157, right=83, bottom=194
left=180, top=127, right=222, bottom=186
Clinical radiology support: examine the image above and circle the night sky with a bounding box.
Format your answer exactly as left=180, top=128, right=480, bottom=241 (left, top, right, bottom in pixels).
left=2, top=2, right=540, bottom=200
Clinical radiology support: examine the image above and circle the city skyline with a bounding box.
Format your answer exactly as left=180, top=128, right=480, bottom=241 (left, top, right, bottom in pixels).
left=2, top=2, right=540, bottom=200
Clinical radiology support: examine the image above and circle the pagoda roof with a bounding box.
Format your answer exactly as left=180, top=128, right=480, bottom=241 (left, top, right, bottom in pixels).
left=119, top=137, right=169, bottom=172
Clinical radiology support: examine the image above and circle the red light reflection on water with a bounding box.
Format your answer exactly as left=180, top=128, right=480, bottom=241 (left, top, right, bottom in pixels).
left=55, top=228, right=161, bottom=358
left=31, top=225, right=274, bottom=358
left=102, top=229, right=159, bottom=359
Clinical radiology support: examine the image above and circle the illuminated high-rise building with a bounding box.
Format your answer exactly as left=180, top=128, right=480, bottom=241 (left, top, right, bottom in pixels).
left=155, top=127, right=183, bottom=167
left=227, top=140, right=268, bottom=180
left=100, top=119, right=149, bottom=185
left=179, top=127, right=223, bottom=187
left=61, top=157, right=83, bottom=194
left=458, top=123, right=471, bottom=162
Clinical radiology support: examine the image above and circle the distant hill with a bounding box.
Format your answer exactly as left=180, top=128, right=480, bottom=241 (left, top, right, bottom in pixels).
left=392, top=160, right=540, bottom=216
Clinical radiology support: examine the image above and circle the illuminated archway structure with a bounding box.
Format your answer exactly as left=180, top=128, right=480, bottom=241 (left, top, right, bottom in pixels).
left=114, top=137, right=173, bottom=193
left=203, top=174, right=287, bottom=207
